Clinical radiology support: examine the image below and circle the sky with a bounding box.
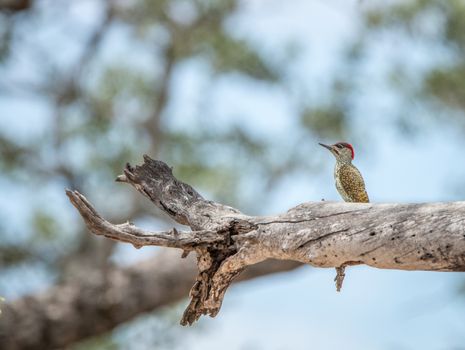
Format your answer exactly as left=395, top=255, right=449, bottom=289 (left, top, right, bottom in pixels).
left=1, top=0, right=465, bottom=349
left=169, top=1, right=465, bottom=349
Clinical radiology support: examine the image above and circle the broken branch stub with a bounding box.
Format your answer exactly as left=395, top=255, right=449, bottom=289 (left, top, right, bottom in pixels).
left=67, top=156, right=465, bottom=325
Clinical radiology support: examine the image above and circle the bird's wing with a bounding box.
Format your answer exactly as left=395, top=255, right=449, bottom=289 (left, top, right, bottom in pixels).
left=339, top=164, right=370, bottom=203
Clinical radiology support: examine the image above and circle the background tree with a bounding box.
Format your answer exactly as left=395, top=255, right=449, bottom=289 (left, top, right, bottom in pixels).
left=0, top=0, right=332, bottom=348
left=1, top=0, right=465, bottom=349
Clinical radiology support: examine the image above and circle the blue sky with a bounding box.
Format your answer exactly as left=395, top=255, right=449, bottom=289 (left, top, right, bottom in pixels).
left=1, top=0, right=465, bottom=349
left=171, top=1, right=465, bottom=349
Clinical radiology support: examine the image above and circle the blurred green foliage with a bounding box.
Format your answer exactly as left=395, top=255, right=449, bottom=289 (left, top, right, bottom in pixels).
left=1, top=0, right=463, bottom=288
left=301, top=106, right=347, bottom=139
left=363, top=0, right=465, bottom=127
left=31, top=210, right=59, bottom=241
left=425, top=65, right=465, bottom=111
left=0, top=0, right=322, bottom=296
left=2, top=0, right=465, bottom=347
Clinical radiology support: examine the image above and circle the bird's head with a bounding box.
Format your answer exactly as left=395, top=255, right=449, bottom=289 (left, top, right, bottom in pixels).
left=319, top=142, right=355, bottom=163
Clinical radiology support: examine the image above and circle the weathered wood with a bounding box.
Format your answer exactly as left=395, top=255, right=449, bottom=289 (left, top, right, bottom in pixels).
left=67, top=156, right=465, bottom=325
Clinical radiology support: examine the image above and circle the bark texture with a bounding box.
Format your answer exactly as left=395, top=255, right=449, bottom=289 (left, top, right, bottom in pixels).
left=67, top=156, right=465, bottom=325
left=0, top=251, right=300, bottom=350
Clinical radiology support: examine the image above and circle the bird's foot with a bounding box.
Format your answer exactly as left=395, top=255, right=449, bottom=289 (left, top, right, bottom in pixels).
left=334, top=266, right=346, bottom=292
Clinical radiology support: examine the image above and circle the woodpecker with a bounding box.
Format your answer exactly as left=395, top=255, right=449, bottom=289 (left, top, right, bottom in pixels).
left=319, top=142, right=369, bottom=292
left=319, top=142, right=369, bottom=203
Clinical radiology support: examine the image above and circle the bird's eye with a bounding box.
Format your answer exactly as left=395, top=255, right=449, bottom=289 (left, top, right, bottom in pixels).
left=336, top=144, right=343, bottom=149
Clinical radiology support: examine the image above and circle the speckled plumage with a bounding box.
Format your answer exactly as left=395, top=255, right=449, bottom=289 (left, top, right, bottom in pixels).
left=319, top=142, right=369, bottom=203
left=335, top=163, right=369, bottom=203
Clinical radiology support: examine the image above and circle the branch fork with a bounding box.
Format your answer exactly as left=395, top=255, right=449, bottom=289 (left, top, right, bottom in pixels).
left=67, top=156, right=465, bottom=325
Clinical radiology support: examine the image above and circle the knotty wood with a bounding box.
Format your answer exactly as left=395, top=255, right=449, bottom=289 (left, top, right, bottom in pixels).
left=67, top=156, right=465, bottom=325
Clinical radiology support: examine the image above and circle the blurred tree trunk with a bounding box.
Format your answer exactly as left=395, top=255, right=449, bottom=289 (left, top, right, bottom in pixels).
left=0, top=251, right=300, bottom=350
left=0, top=0, right=31, bottom=12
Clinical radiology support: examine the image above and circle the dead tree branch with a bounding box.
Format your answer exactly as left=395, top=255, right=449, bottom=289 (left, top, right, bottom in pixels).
left=67, top=156, right=465, bottom=325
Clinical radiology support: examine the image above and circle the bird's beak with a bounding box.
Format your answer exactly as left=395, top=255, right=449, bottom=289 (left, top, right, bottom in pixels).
left=318, top=143, right=333, bottom=151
